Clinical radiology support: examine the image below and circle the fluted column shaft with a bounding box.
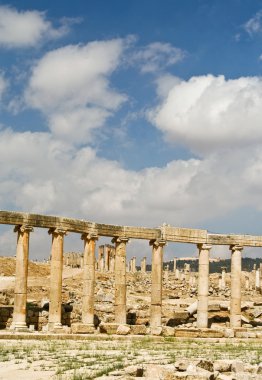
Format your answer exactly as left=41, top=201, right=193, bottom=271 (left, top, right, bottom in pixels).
left=81, top=233, right=98, bottom=325
left=141, top=257, right=146, bottom=273
left=230, top=245, right=243, bottom=328
left=48, top=228, right=67, bottom=328
left=150, top=239, right=166, bottom=327
left=12, top=225, right=33, bottom=330
left=173, top=257, right=177, bottom=273
left=112, top=237, right=129, bottom=324
left=197, top=244, right=212, bottom=328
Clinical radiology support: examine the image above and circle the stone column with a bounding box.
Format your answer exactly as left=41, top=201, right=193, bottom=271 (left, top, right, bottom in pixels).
left=184, top=263, right=190, bottom=282
left=81, top=233, right=98, bottom=331
left=150, top=239, right=166, bottom=328
left=104, top=245, right=110, bottom=272
left=197, top=244, right=212, bottom=328
left=259, top=263, right=262, bottom=293
left=11, top=225, right=33, bottom=331
left=256, top=269, right=260, bottom=290
left=173, top=257, right=177, bottom=273
left=221, top=267, right=226, bottom=290
left=109, top=253, right=115, bottom=272
left=230, top=245, right=243, bottom=328
left=48, top=228, right=67, bottom=330
left=112, top=237, right=129, bottom=325
left=98, top=246, right=104, bottom=272
left=175, top=268, right=180, bottom=279
left=141, top=257, right=146, bottom=273
left=132, top=257, right=136, bottom=272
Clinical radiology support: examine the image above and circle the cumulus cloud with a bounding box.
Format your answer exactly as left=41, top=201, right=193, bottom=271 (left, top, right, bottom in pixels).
left=0, top=5, right=73, bottom=48
left=131, top=42, right=185, bottom=73
left=149, top=74, right=262, bottom=156
left=0, top=73, right=7, bottom=99
left=25, top=39, right=127, bottom=143
left=244, top=10, right=262, bottom=36
left=1, top=125, right=262, bottom=258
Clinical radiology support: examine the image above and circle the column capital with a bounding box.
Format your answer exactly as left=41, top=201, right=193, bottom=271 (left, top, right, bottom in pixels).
left=81, top=233, right=98, bottom=242
left=111, top=236, right=129, bottom=244
left=230, top=244, right=243, bottom=252
left=197, top=243, right=212, bottom=251
left=149, top=239, right=166, bottom=248
left=14, top=224, right=34, bottom=234
left=48, top=228, right=67, bottom=236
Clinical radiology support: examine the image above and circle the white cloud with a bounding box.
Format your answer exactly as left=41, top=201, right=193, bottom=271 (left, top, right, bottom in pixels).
left=25, top=39, right=127, bottom=144
left=244, top=10, right=262, bottom=36
left=1, top=125, right=262, bottom=258
left=131, top=42, right=185, bottom=73
left=0, top=73, right=7, bottom=99
left=0, top=5, right=72, bottom=48
left=149, top=74, right=262, bottom=156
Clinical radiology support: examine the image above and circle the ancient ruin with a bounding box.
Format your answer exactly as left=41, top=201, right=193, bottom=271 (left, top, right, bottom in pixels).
left=0, top=210, right=262, bottom=340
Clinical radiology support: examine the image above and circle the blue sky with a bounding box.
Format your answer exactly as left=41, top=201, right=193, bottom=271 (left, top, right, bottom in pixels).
left=1, top=1, right=262, bottom=260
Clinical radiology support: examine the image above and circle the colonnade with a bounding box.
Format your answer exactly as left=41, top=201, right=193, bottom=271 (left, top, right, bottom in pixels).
left=9, top=223, right=244, bottom=332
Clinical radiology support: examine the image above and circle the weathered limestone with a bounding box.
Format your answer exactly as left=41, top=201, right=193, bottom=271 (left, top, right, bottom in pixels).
left=184, top=263, right=190, bottom=281
left=173, top=257, right=177, bottom=273
left=104, top=246, right=109, bottom=272
left=131, top=257, right=136, bottom=273
left=197, top=244, right=212, bottom=328
left=164, top=265, right=169, bottom=282
left=81, top=233, right=98, bottom=329
left=221, top=267, right=226, bottom=290
left=256, top=269, right=260, bottom=290
left=98, top=246, right=104, bottom=272
left=260, top=263, right=262, bottom=293
left=141, top=257, right=146, bottom=273
left=10, top=225, right=33, bottom=331
left=109, top=254, right=115, bottom=272
left=245, top=276, right=250, bottom=291
left=230, top=245, right=243, bottom=328
left=48, top=228, right=67, bottom=330
left=150, top=239, right=166, bottom=328
left=112, top=237, right=129, bottom=325
left=175, top=268, right=180, bottom=279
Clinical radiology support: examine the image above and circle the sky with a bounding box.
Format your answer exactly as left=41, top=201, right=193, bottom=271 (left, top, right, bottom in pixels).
left=1, top=0, right=262, bottom=260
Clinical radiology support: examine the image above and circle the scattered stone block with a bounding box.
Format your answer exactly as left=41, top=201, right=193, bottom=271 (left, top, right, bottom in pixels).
left=224, top=328, right=234, bottom=338
left=231, top=360, right=244, bottom=373
left=150, top=326, right=162, bottom=335
left=130, top=324, right=147, bottom=335
left=175, top=360, right=190, bottom=371
left=162, top=326, right=175, bottom=336
left=71, top=323, right=95, bottom=334
left=99, top=323, right=118, bottom=334
left=116, top=324, right=130, bottom=335
left=196, top=359, right=214, bottom=372
left=214, top=360, right=232, bottom=372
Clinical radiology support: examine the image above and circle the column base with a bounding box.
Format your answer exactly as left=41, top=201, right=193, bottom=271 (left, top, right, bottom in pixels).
left=99, top=323, right=131, bottom=335
left=150, top=326, right=163, bottom=336
left=48, top=322, right=63, bottom=332
left=71, top=323, right=95, bottom=334
left=10, top=322, right=29, bottom=332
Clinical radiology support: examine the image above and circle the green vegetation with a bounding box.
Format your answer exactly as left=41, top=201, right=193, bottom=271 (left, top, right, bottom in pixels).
left=0, top=338, right=260, bottom=379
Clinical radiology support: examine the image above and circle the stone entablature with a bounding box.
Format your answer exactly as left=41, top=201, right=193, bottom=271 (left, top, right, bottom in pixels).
left=1, top=210, right=262, bottom=246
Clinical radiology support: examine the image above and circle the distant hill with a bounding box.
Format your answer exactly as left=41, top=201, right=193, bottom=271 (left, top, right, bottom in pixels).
left=143, top=258, right=262, bottom=273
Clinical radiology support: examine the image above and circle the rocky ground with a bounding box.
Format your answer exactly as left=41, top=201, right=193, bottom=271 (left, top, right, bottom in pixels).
left=0, top=258, right=262, bottom=331
left=0, top=337, right=261, bottom=379
left=0, top=257, right=261, bottom=378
